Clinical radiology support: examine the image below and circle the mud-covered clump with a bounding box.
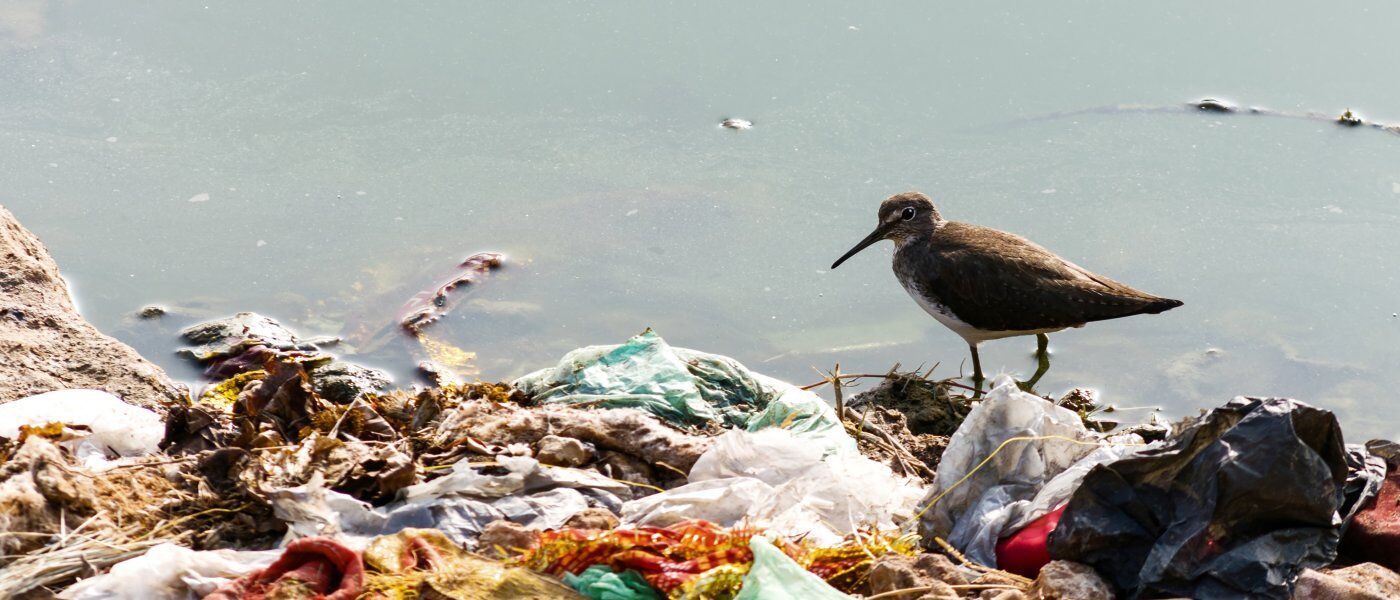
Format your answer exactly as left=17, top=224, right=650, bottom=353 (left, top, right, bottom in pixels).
left=845, top=374, right=973, bottom=476
left=849, top=374, right=972, bottom=435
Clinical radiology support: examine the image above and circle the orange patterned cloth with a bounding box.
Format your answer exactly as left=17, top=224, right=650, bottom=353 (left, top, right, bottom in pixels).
left=517, top=520, right=787, bottom=594
left=516, top=519, right=920, bottom=596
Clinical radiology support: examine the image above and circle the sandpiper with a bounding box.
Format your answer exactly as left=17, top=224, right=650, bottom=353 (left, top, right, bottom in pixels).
left=831, top=191, right=1182, bottom=387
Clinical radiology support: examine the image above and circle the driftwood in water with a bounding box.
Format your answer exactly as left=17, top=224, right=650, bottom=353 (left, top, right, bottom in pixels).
left=397, top=252, right=506, bottom=333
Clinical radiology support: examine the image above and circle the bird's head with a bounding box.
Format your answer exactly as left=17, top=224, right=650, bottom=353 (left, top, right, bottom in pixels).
left=831, top=191, right=943, bottom=269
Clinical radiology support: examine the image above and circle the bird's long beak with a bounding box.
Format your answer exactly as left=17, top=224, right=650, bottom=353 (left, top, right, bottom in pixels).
left=831, top=225, right=888, bottom=269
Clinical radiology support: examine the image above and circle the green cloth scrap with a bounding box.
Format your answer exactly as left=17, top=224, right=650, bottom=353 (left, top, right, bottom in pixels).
left=564, top=565, right=661, bottom=600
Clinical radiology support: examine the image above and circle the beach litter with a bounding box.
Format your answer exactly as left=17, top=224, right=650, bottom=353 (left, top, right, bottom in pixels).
left=2, top=328, right=1399, bottom=599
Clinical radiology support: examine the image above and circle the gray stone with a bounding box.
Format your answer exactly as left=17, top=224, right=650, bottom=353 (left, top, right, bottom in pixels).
left=536, top=435, right=594, bottom=468
left=177, top=311, right=311, bottom=359
left=1030, top=560, right=1114, bottom=600
left=914, top=553, right=971, bottom=586
left=0, top=206, right=184, bottom=412
left=1294, top=563, right=1400, bottom=600
left=868, top=554, right=965, bottom=600
left=309, top=361, right=392, bottom=404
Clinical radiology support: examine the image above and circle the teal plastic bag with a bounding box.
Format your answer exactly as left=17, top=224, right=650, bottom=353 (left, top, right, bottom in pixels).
left=514, top=330, right=854, bottom=455
left=734, top=537, right=851, bottom=600
left=564, top=565, right=661, bottom=600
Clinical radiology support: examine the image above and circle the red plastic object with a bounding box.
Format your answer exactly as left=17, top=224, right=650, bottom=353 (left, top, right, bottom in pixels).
left=996, top=505, right=1066, bottom=578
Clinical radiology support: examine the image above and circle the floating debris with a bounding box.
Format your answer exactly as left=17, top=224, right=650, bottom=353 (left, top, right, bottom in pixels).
left=997, top=97, right=1400, bottom=139
left=398, top=252, right=505, bottom=333
left=720, top=118, right=753, bottom=130
left=1193, top=98, right=1237, bottom=113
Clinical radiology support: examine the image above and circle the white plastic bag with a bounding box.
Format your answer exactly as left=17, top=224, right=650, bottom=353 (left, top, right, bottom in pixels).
left=623, top=428, right=926, bottom=544
left=0, top=389, right=163, bottom=470
left=918, top=378, right=1146, bottom=565
left=60, top=543, right=278, bottom=600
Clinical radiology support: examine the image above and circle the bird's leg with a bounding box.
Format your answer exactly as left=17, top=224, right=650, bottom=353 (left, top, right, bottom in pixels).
left=1023, top=333, right=1051, bottom=389
left=969, top=344, right=985, bottom=396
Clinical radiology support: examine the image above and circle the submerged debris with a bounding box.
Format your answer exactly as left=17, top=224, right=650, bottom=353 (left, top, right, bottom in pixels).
left=720, top=118, right=753, bottom=130
left=398, top=252, right=505, bottom=333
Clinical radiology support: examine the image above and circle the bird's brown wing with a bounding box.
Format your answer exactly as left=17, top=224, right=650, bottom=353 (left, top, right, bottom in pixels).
left=909, top=222, right=1182, bottom=332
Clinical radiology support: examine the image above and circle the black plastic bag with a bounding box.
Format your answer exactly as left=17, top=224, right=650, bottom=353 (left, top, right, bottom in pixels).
left=1048, top=397, right=1352, bottom=600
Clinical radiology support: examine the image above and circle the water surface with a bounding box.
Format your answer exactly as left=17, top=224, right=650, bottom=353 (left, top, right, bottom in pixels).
left=3, top=2, right=1399, bottom=440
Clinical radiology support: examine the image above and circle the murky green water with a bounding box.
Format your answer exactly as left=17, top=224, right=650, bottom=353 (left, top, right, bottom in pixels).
left=4, top=2, right=1399, bottom=440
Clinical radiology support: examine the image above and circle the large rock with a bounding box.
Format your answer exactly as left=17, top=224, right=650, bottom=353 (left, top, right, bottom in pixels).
left=1294, top=563, right=1400, bottom=600
left=868, top=553, right=970, bottom=600
left=1030, top=560, right=1114, bottom=600
left=0, top=206, right=184, bottom=412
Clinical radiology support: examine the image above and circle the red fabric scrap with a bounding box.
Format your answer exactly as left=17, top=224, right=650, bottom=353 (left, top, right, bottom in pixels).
left=203, top=537, right=364, bottom=600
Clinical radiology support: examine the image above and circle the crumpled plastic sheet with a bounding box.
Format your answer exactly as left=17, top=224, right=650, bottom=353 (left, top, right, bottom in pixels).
left=59, top=544, right=280, bottom=600
left=0, top=389, right=164, bottom=470
left=513, top=330, right=855, bottom=455
left=1048, top=396, right=1367, bottom=600
left=917, top=378, right=1146, bottom=566
left=1342, top=444, right=1389, bottom=529
left=622, top=428, right=926, bottom=545
left=732, top=537, right=850, bottom=600
left=269, top=455, right=627, bottom=547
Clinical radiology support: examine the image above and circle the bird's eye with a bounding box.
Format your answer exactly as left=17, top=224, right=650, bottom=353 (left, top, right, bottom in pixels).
left=901, top=207, right=916, bottom=221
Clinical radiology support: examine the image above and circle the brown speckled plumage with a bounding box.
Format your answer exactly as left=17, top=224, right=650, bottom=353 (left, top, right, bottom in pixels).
left=894, top=220, right=1181, bottom=333
left=832, top=192, right=1181, bottom=382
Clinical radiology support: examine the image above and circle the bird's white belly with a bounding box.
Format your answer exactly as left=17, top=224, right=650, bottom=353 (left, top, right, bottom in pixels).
left=900, top=280, right=1067, bottom=345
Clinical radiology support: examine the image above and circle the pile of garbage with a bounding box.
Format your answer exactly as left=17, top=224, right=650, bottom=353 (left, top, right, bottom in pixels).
left=2, top=319, right=1398, bottom=599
